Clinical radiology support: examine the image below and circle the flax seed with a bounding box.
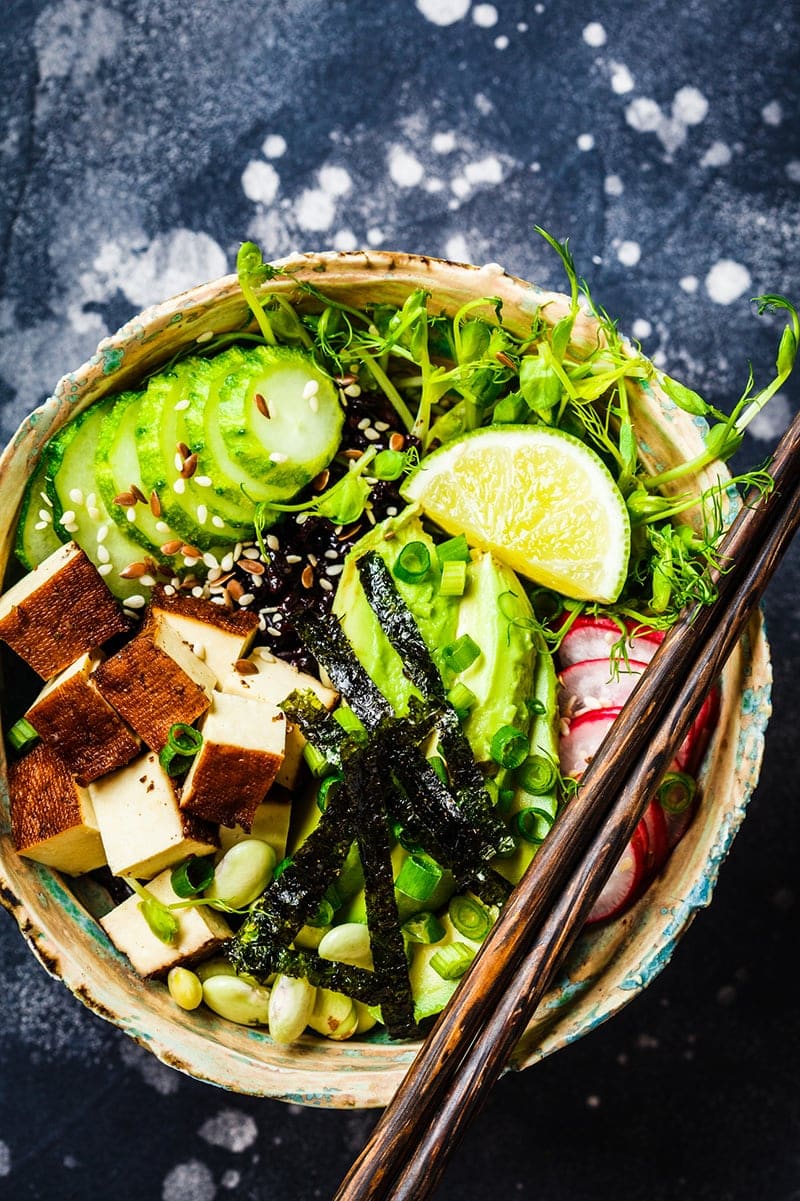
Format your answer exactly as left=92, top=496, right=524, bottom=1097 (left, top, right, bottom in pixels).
left=235, top=658, right=258, bottom=675
left=240, top=558, right=265, bottom=576
left=181, top=453, right=198, bottom=478
left=120, top=562, right=147, bottom=579
left=160, top=539, right=183, bottom=555
left=255, top=392, right=271, bottom=418
left=180, top=544, right=202, bottom=559
left=177, top=442, right=191, bottom=460
left=343, top=448, right=362, bottom=460
left=389, top=433, right=405, bottom=452
left=301, top=564, right=314, bottom=589
left=312, top=468, right=330, bottom=492
left=149, top=490, right=162, bottom=517
left=227, top=578, right=245, bottom=601
left=130, top=484, right=147, bottom=504
left=495, top=351, right=516, bottom=368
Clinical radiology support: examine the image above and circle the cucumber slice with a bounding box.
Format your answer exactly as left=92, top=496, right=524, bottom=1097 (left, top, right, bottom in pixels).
left=137, top=353, right=255, bottom=551
left=45, top=399, right=166, bottom=602
left=15, top=454, right=62, bottom=570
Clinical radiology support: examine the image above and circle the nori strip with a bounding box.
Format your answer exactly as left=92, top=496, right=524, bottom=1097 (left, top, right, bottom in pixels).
left=356, top=551, right=446, bottom=703
left=280, top=687, right=348, bottom=767
left=295, top=610, right=393, bottom=728
left=469, top=867, right=514, bottom=907
left=233, top=939, right=387, bottom=1006
left=436, top=708, right=516, bottom=856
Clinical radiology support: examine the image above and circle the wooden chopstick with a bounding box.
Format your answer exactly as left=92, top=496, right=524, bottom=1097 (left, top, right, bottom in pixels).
left=333, top=406, right=800, bottom=1201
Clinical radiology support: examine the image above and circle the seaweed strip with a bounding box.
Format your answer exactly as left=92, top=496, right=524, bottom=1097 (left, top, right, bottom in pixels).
left=357, top=551, right=446, bottom=702
left=280, top=687, right=348, bottom=767
left=296, top=610, right=393, bottom=728
left=469, top=867, right=514, bottom=907
left=436, top=708, right=515, bottom=855
left=264, top=945, right=387, bottom=1007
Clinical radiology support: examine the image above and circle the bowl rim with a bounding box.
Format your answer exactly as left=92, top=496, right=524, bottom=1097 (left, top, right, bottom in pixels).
left=0, top=250, right=772, bottom=1107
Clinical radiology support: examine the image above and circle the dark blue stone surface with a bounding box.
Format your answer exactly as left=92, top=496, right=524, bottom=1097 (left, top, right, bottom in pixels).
left=1, top=1, right=799, bottom=1197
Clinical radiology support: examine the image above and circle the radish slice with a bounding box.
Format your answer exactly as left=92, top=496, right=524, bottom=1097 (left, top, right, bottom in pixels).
left=558, top=615, right=664, bottom=668
left=558, top=658, right=647, bottom=716
left=558, top=707, right=620, bottom=778
left=675, top=685, right=721, bottom=775
left=585, top=824, right=649, bottom=924
left=641, top=798, right=669, bottom=875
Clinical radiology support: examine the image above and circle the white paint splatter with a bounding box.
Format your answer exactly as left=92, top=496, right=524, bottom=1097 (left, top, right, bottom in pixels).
left=786, top=160, right=800, bottom=183
left=262, top=134, right=287, bottom=158
left=610, top=62, right=634, bottom=94
left=680, top=275, right=699, bottom=294
left=294, top=188, right=336, bottom=231
left=746, top=392, right=791, bottom=441
left=464, top=155, right=503, bottom=184
left=388, top=145, right=424, bottom=187
left=472, top=4, right=498, bottom=27
left=761, top=100, right=783, bottom=126
left=632, top=318, right=652, bottom=339
left=119, top=1040, right=181, bottom=1095
left=700, top=141, right=732, bottom=167
left=577, top=133, right=595, bottom=151
left=451, top=175, right=470, bottom=198
left=705, top=259, right=752, bottom=305
left=241, top=159, right=280, bottom=204
left=432, top=131, right=457, bottom=154
left=92, top=229, right=228, bottom=309
left=617, top=241, right=641, bottom=267
left=0, top=1141, right=10, bottom=1176
left=494, top=34, right=509, bottom=49
left=672, top=86, right=709, bottom=126
left=424, top=176, right=445, bottom=192
left=318, top=164, right=352, bottom=197
left=625, top=97, right=663, bottom=134
left=366, top=227, right=384, bottom=246
left=582, top=21, right=607, bottom=46
left=332, top=228, right=358, bottom=250
left=162, top=1160, right=216, bottom=1201
left=444, top=233, right=471, bottom=261
left=474, top=92, right=494, bottom=115
left=221, top=1171, right=241, bottom=1191
left=199, top=1109, right=259, bottom=1153
left=33, top=0, right=125, bottom=86
left=604, top=174, right=624, bottom=196
left=415, top=0, right=470, bottom=25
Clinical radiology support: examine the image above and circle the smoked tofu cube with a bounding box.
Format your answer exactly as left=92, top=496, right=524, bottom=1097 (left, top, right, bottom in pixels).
left=179, top=692, right=286, bottom=830
left=146, top=586, right=259, bottom=687
left=88, top=751, right=218, bottom=879
left=218, top=788, right=293, bottom=861
left=26, top=650, right=140, bottom=784
left=222, top=648, right=338, bottom=789
left=0, top=542, right=129, bottom=678
left=92, top=613, right=215, bottom=750
left=100, top=867, right=231, bottom=977
left=8, top=743, right=106, bottom=875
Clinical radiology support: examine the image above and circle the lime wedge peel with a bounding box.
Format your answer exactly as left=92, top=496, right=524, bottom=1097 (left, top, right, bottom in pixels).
left=400, top=425, right=631, bottom=604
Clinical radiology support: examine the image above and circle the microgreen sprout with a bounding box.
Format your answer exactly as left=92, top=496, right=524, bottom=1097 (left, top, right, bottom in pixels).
left=126, top=878, right=180, bottom=945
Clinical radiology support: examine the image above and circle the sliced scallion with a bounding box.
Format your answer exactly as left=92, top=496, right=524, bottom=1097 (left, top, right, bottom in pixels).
left=159, top=723, right=203, bottom=777
left=402, top=911, right=446, bottom=945
left=439, top=560, right=467, bottom=597
left=525, top=696, right=547, bottom=717
left=392, top=540, right=431, bottom=584
left=517, top=754, right=557, bottom=795
left=490, top=724, right=530, bottom=769
left=317, top=772, right=344, bottom=813
left=427, top=754, right=449, bottom=786
left=658, top=771, right=697, bottom=814
left=273, top=856, right=293, bottom=881
left=7, top=717, right=39, bottom=753
left=442, top=634, right=481, bottom=674
left=333, top=706, right=368, bottom=740
left=395, top=852, right=443, bottom=902
left=446, top=682, right=477, bottom=719
left=512, top=806, right=553, bottom=845
left=303, top=741, right=332, bottom=777
left=435, top=533, right=471, bottom=564
left=430, top=941, right=476, bottom=981
left=448, top=895, right=491, bottom=941
left=170, top=854, right=215, bottom=898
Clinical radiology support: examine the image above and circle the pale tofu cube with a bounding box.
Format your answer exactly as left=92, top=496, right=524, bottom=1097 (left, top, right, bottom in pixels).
left=8, top=743, right=107, bottom=875
left=0, top=541, right=128, bottom=678
left=100, top=867, right=231, bottom=977
left=92, top=613, right=215, bottom=750
left=26, top=650, right=140, bottom=783
left=180, top=692, right=285, bottom=830
left=218, top=788, right=293, bottom=860
left=146, top=586, right=258, bottom=687
left=89, top=751, right=218, bottom=879
left=222, top=648, right=338, bottom=789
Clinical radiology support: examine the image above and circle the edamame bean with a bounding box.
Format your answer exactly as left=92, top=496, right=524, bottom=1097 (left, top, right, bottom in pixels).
left=205, top=839, right=275, bottom=909
left=307, top=988, right=359, bottom=1040
left=354, top=1001, right=378, bottom=1034
left=202, top=974, right=270, bottom=1026
left=194, top=956, right=238, bottom=982
left=317, top=922, right=373, bottom=969
left=293, top=924, right=329, bottom=950
left=167, top=966, right=203, bottom=1011
left=268, top=974, right=317, bottom=1045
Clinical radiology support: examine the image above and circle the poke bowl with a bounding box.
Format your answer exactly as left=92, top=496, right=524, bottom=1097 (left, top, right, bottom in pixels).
left=0, top=248, right=771, bottom=1108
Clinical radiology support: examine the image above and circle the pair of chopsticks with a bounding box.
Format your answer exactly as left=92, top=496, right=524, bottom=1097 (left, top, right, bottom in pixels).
left=333, top=405, right=800, bottom=1201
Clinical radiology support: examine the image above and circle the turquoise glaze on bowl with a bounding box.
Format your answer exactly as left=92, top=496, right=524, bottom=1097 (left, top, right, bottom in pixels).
left=0, top=252, right=771, bottom=1108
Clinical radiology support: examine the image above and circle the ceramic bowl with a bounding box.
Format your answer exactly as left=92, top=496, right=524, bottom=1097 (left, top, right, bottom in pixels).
left=0, top=252, right=771, bottom=1108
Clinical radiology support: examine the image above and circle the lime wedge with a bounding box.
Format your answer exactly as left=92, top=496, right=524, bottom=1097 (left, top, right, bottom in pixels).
left=401, top=425, right=631, bottom=603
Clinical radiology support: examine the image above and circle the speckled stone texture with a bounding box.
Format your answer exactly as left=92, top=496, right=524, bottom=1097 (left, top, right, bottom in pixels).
left=1, top=1, right=799, bottom=1198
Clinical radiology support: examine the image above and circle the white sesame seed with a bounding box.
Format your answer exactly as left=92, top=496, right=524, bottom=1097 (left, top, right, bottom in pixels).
left=126, top=507, right=137, bottom=522
left=164, top=584, right=176, bottom=596
left=345, top=383, right=362, bottom=397
left=339, top=390, right=348, bottom=407
left=207, top=567, right=222, bottom=582
left=386, top=506, right=398, bottom=516
left=267, top=625, right=281, bottom=637
left=234, top=543, right=244, bottom=560
left=326, top=564, right=344, bottom=576
left=302, top=379, right=320, bottom=400
left=221, top=552, right=234, bottom=572
left=296, top=513, right=309, bottom=525
left=86, top=492, right=96, bottom=508
left=64, top=522, right=79, bottom=534
left=307, top=553, right=318, bottom=567
left=87, top=507, right=101, bottom=521
left=69, top=487, right=84, bottom=505
left=156, top=521, right=169, bottom=533
left=184, top=555, right=200, bottom=567
left=251, top=576, right=262, bottom=588
left=324, top=549, right=338, bottom=559
left=195, top=475, right=212, bottom=487
left=59, top=510, right=76, bottom=525
left=173, top=478, right=186, bottom=494
left=266, top=534, right=280, bottom=551
left=38, top=509, right=52, bottom=523
left=357, top=417, right=371, bottom=430
left=374, top=421, right=390, bottom=432
left=210, top=595, right=227, bottom=606
left=34, top=521, right=47, bottom=531
left=140, top=575, right=156, bottom=587
left=98, top=563, right=113, bottom=576
left=269, top=451, right=289, bottom=463
left=40, top=491, right=53, bottom=507
left=258, top=615, right=267, bottom=631
left=308, top=395, right=319, bottom=413
left=196, top=330, right=214, bottom=344
left=319, top=578, right=334, bottom=592
left=96, top=525, right=108, bottom=543
left=203, top=552, right=219, bottom=569
left=211, top=515, right=226, bottom=529
left=364, top=428, right=380, bottom=441
left=286, top=554, right=302, bottom=564
left=191, top=586, right=205, bottom=599
left=365, top=507, right=376, bottom=525
left=174, top=398, right=190, bottom=411
left=97, top=544, right=110, bottom=563
left=174, top=452, right=184, bottom=472
left=125, top=594, right=146, bottom=609
left=197, top=504, right=208, bottom=524
left=238, top=593, right=255, bottom=606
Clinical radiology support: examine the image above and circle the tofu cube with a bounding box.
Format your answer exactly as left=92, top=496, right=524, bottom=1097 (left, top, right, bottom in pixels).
left=88, top=751, right=218, bottom=879
left=146, top=586, right=259, bottom=687
left=218, top=787, right=293, bottom=861
left=92, top=613, right=215, bottom=750
left=180, top=692, right=286, bottom=830
left=8, top=743, right=107, bottom=875
left=26, top=650, right=140, bottom=783
left=100, top=867, right=231, bottom=977
left=0, top=542, right=129, bottom=678
left=222, top=648, right=338, bottom=789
